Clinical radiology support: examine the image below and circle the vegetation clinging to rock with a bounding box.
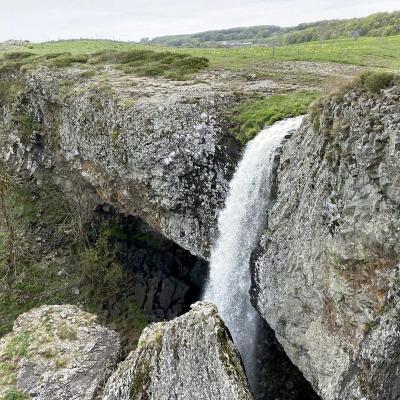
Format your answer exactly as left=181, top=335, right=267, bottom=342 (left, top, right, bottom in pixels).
left=359, top=70, right=396, bottom=93
left=309, top=71, right=399, bottom=131
left=0, top=171, right=148, bottom=352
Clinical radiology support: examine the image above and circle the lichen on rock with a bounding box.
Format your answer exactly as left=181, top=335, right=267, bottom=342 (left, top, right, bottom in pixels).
left=101, top=302, right=253, bottom=400
left=0, top=305, right=120, bottom=400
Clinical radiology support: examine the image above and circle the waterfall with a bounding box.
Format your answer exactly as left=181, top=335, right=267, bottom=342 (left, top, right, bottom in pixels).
left=202, top=116, right=304, bottom=385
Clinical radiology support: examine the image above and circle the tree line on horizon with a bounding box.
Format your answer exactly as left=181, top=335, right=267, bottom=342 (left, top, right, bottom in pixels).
left=145, top=10, right=400, bottom=47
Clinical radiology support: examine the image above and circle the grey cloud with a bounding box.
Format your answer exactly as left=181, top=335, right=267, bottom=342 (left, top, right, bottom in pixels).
left=0, top=0, right=398, bottom=42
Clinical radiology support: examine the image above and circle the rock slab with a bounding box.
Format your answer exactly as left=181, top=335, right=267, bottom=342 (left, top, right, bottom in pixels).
left=101, top=302, right=253, bottom=400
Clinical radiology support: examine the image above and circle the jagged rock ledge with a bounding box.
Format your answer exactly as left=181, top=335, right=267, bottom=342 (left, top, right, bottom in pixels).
left=102, top=301, right=253, bottom=400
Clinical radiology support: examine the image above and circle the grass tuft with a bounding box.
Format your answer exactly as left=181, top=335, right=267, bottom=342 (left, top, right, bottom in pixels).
left=360, top=71, right=395, bottom=93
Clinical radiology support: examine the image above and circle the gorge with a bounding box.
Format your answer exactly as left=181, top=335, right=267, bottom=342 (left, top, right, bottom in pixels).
left=0, top=50, right=399, bottom=400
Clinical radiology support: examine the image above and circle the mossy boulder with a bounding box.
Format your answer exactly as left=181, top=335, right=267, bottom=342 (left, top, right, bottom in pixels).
left=101, top=302, right=253, bottom=400
left=0, top=305, right=120, bottom=400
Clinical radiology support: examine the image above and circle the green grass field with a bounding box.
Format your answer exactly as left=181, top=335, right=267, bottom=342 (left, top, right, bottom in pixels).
left=5, top=35, right=400, bottom=71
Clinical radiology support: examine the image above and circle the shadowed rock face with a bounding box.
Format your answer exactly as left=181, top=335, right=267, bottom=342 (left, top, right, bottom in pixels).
left=0, top=305, right=120, bottom=400
left=101, top=302, right=253, bottom=400
left=92, top=207, right=209, bottom=325
left=1, top=67, right=241, bottom=259
left=252, top=86, right=400, bottom=400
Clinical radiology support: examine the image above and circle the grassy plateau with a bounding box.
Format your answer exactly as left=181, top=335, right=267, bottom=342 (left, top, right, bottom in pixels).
left=2, top=35, right=400, bottom=70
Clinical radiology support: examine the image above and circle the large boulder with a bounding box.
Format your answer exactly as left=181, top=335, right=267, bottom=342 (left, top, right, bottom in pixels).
left=252, top=85, right=400, bottom=399
left=0, top=305, right=120, bottom=400
left=0, top=67, right=241, bottom=259
left=101, top=302, right=253, bottom=400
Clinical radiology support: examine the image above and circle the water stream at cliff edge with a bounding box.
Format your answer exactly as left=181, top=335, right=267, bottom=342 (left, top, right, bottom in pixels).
left=202, top=116, right=304, bottom=388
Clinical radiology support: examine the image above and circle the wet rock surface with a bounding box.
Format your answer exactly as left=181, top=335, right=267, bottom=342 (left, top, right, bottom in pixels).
left=252, top=86, right=400, bottom=400
left=101, top=302, right=253, bottom=400
left=0, top=305, right=120, bottom=400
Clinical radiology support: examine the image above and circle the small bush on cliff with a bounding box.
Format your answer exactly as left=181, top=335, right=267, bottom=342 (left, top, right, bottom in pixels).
left=0, top=173, right=80, bottom=337
left=360, top=71, right=395, bottom=93
left=0, top=80, right=25, bottom=105
left=0, top=171, right=149, bottom=354
left=309, top=71, right=400, bottom=130
left=3, top=389, right=30, bottom=400
left=78, top=225, right=123, bottom=308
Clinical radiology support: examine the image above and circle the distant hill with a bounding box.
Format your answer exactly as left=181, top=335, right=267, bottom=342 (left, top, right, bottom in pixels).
left=147, top=10, right=400, bottom=47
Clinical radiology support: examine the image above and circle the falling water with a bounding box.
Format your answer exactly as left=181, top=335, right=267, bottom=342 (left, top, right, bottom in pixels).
left=202, top=116, right=304, bottom=386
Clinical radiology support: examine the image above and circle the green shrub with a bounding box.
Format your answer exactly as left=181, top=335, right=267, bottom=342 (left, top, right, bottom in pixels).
left=2, top=52, right=34, bottom=61
left=10, top=113, right=41, bottom=145
left=4, top=389, right=30, bottom=400
left=0, top=80, right=25, bottom=105
left=360, top=71, right=395, bottom=93
left=4, top=331, right=31, bottom=358
left=46, top=54, right=88, bottom=68
left=78, top=226, right=123, bottom=307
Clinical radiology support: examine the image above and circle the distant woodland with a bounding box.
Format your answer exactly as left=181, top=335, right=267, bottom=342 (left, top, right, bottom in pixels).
left=147, top=11, right=400, bottom=47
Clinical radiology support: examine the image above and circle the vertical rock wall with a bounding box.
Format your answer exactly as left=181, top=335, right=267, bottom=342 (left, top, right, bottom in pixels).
left=252, top=86, right=400, bottom=399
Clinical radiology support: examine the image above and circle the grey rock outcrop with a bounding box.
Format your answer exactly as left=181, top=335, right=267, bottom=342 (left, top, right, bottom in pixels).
left=101, top=302, right=253, bottom=400
left=0, top=305, right=120, bottom=400
left=252, top=86, right=400, bottom=399
left=1, top=67, right=241, bottom=259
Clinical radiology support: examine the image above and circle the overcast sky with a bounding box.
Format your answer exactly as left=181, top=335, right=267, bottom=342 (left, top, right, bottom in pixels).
left=0, top=0, right=399, bottom=42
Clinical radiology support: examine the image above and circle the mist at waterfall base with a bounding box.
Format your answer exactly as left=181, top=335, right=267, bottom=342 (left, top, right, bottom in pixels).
left=202, top=116, right=304, bottom=389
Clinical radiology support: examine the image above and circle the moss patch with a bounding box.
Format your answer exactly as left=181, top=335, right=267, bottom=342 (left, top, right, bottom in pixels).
left=233, top=91, right=319, bottom=144
left=0, top=81, right=25, bottom=106
left=3, top=389, right=30, bottom=400
left=216, top=323, right=247, bottom=382
left=3, top=332, right=31, bottom=358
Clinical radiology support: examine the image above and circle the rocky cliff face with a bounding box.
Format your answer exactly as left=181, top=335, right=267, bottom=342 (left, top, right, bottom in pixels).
left=0, top=305, right=120, bottom=400
left=252, top=85, right=400, bottom=399
left=0, top=67, right=241, bottom=259
left=102, top=302, right=253, bottom=400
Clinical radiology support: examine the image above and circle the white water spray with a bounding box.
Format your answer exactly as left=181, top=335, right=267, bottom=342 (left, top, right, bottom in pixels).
left=203, top=116, right=304, bottom=383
